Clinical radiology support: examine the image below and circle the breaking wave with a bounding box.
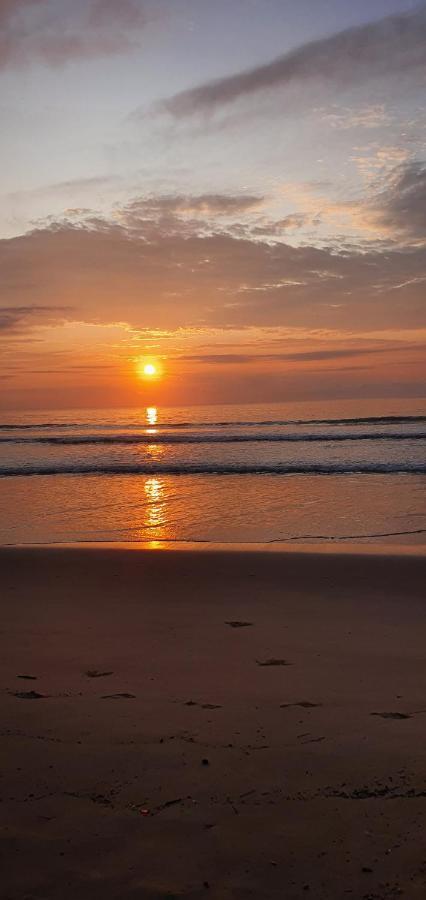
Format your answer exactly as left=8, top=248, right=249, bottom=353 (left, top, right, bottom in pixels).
left=2, top=461, right=426, bottom=477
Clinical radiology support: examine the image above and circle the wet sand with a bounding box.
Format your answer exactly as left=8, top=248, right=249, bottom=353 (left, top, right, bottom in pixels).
left=1, top=545, right=425, bottom=900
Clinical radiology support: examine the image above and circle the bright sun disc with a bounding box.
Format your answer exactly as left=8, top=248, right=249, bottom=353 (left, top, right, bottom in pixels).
left=143, top=363, right=156, bottom=376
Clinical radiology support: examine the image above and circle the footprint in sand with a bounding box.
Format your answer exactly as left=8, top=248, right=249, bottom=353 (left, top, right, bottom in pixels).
left=257, top=658, right=292, bottom=667
left=371, top=711, right=411, bottom=720
left=225, top=621, right=254, bottom=628
left=12, top=690, right=46, bottom=700
left=281, top=701, right=322, bottom=709
left=101, top=693, right=136, bottom=700
left=85, top=670, right=114, bottom=678
left=184, top=701, right=222, bottom=709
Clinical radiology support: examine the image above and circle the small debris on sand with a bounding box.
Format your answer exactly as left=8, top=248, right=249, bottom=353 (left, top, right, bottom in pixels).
left=225, top=621, right=253, bottom=628
left=17, top=674, right=38, bottom=680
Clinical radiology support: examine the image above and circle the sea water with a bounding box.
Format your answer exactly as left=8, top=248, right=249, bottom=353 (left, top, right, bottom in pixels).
left=0, top=399, right=425, bottom=544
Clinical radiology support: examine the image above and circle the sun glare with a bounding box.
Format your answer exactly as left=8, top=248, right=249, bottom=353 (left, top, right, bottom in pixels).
left=144, top=363, right=156, bottom=376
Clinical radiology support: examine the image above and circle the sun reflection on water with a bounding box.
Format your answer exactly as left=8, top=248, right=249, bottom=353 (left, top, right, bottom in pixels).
left=146, top=407, right=158, bottom=426
left=135, top=408, right=173, bottom=542
left=143, top=476, right=167, bottom=539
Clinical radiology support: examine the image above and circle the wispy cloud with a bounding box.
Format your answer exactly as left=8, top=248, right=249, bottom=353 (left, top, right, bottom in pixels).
left=7, top=174, right=122, bottom=202
left=0, top=0, right=154, bottom=70
left=316, top=104, right=392, bottom=131
left=158, top=7, right=426, bottom=118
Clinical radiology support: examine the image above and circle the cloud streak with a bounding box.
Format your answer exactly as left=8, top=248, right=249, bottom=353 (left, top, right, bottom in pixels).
left=159, top=6, right=426, bottom=117
left=178, top=347, right=415, bottom=365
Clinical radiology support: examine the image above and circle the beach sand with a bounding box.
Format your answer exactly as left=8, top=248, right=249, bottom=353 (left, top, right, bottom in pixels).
left=0, top=545, right=425, bottom=899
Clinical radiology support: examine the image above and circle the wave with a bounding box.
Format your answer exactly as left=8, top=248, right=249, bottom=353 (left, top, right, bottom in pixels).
left=1, top=430, right=425, bottom=446
left=1, top=414, right=425, bottom=431
left=1, top=461, right=425, bottom=477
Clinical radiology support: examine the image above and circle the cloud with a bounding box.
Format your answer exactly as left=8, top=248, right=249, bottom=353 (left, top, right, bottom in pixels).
left=330, top=159, right=426, bottom=245
left=0, top=305, right=72, bottom=333
left=250, top=214, right=312, bottom=237
left=316, top=104, right=392, bottom=131
left=0, top=0, right=154, bottom=70
left=120, top=193, right=264, bottom=226
left=158, top=7, right=426, bottom=117
left=368, top=161, right=426, bottom=243
left=178, top=347, right=415, bottom=365
left=1, top=199, right=426, bottom=336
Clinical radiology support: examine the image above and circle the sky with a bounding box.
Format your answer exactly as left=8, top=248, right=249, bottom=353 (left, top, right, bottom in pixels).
left=0, top=0, right=425, bottom=410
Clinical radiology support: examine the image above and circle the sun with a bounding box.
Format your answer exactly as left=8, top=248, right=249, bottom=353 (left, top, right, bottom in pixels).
left=136, top=358, right=162, bottom=380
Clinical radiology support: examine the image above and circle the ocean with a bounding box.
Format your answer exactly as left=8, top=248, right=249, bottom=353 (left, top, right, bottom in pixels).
left=0, top=399, right=425, bottom=545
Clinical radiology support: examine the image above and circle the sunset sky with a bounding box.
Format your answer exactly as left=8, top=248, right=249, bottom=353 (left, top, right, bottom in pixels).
left=1, top=0, right=425, bottom=409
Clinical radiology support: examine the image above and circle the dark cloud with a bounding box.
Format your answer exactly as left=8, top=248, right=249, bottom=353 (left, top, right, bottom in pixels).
left=0, top=305, right=72, bottom=332
left=1, top=201, right=426, bottom=335
left=369, top=161, right=426, bottom=243
left=159, top=6, right=426, bottom=117
left=0, top=0, right=153, bottom=70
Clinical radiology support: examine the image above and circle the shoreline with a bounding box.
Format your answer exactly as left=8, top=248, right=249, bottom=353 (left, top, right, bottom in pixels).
left=1, top=539, right=426, bottom=555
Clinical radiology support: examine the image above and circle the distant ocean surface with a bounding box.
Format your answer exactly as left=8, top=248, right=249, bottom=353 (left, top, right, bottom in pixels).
left=0, top=400, right=425, bottom=545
